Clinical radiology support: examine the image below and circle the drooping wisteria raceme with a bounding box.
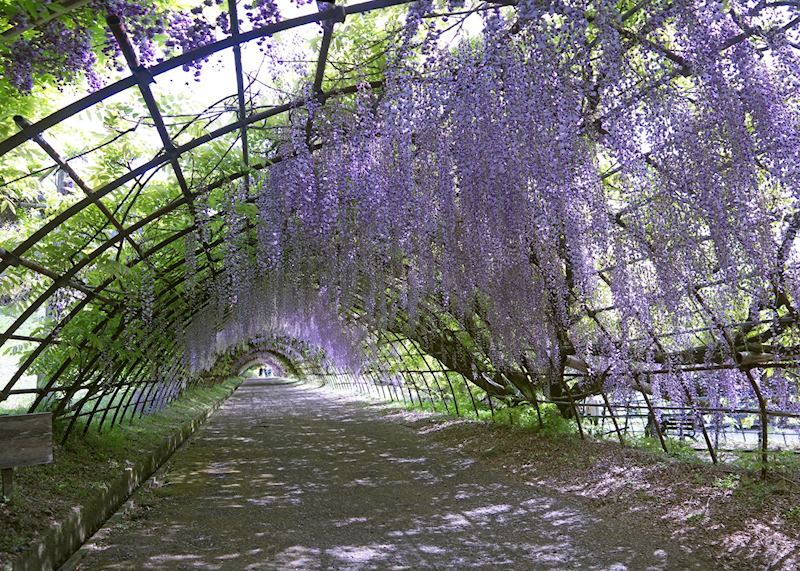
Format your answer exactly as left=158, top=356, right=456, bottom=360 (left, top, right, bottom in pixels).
left=7, top=1, right=797, bottom=423
left=181, top=0, right=800, bottom=416
left=1, top=0, right=298, bottom=92
left=183, top=272, right=367, bottom=374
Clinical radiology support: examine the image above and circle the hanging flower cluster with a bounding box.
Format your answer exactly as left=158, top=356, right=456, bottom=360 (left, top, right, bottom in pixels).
left=179, top=1, right=800, bottom=415
left=0, top=0, right=295, bottom=93
left=183, top=276, right=366, bottom=373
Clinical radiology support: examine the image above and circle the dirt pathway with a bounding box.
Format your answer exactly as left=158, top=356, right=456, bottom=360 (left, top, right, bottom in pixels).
left=68, top=379, right=708, bottom=570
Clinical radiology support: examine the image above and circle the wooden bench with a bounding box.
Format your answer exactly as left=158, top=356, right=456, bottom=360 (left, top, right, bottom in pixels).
left=660, top=415, right=696, bottom=438
left=0, top=412, right=53, bottom=500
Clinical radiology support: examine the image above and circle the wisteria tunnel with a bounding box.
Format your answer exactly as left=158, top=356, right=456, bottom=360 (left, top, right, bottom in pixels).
left=1, top=0, right=800, bottom=569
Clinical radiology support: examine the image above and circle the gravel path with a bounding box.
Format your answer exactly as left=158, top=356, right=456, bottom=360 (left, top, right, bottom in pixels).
left=69, top=379, right=708, bottom=570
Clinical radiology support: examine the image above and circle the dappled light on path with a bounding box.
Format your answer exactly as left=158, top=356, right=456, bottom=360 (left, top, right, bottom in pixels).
left=72, top=379, right=706, bottom=570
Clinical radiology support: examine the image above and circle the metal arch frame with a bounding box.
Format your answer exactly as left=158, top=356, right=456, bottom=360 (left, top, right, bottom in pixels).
left=0, top=70, right=376, bottom=277
left=0, top=0, right=581, bottom=427
left=347, top=284, right=511, bottom=396
left=16, top=200, right=269, bottom=432
left=231, top=352, right=286, bottom=376
left=0, top=112, right=316, bottom=398
left=12, top=115, right=155, bottom=272
left=0, top=197, right=247, bottom=405
left=56, top=288, right=219, bottom=439
left=0, top=0, right=408, bottom=156
left=5, top=218, right=250, bottom=409
left=0, top=189, right=192, bottom=349
left=2, top=136, right=343, bottom=419
left=0, top=0, right=799, bottom=466
left=0, top=0, right=411, bottom=367
left=1, top=0, right=794, bottom=288
left=201, top=335, right=314, bottom=378
left=63, top=311, right=195, bottom=439
left=0, top=81, right=400, bottom=384
left=0, top=0, right=757, bottom=361
left=318, top=283, right=505, bottom=407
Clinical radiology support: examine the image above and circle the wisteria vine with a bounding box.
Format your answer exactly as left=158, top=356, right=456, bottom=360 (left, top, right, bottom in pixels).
left=0, top=0, right=305, bottom=92
left=2, top=1, right=800, bottom=450
left=183, top=0, right=800, bottom=420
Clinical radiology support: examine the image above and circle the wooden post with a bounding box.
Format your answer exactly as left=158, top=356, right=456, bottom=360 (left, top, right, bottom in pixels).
left=1, top=468, right=12, bottom=500
left=565, top=383, right=585, bottom=440
left=601, top=391, right=625, bottom=446
left=530, top=391, right=544, bottom=429
left=743, top=368, right=770, bottom=479
left=636, top=375, right=668, bottom=452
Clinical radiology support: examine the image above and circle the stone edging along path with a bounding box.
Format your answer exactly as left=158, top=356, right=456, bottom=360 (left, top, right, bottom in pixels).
left=7, top=379, right=242, bottom=571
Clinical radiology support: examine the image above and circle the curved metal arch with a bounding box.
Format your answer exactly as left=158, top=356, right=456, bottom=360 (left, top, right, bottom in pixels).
left=77, top=360, right=158, bottom=434
left=0, top=93, right=354, bottom=376
left=30, top=290, right=197, bottom=421
left=0, top=0, right=506, bottom=414
left=0, top=0, right=411, bottom=157
left=0, top=71, right=364, bottom=277
left=313, top=288, right=486, bottom=402
left=0, top=209, right=193, bottom=400
left=3, top=224, right=200, bottom=403
left=18, top=241, right=227, bottom=411
left=250, top=336, right=316, bottom=372
left=0, top=201, right=249, bottom=406
left=86, top=357, right=181, bottom=435
left=193, top=335, right=313, bottom=383
left=63, top=335, right=186, bottom=439
left=5, top=0, right=794, bottom=446
left=0, top=149, right=271, bottom=380
left=232, top=352, right=286, bottom=376
left=54, top=285, right=220, bottom=438
left=0, top=3, right=405, bottom=279
left=60, top=316, right=191, bottom=438
left=0, top=190, right=194, bottom=343
left=34, top=205, right=270, bottom=411
left=343, top=284, right=501, bottom=388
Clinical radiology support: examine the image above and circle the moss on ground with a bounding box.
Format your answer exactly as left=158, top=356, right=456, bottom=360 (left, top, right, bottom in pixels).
left=0, top=377, right=241, bottom=566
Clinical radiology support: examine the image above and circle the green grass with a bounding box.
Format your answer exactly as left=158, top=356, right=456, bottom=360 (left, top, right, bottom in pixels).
left=0, top=377, right=241, bottom=564
left=0, top=403, right=29, bottom=415
left=685, top=512, right=704, bottom=524
left=733, top=475, right=794, bottom=509
left=345, top=378, right=800, bottom=491
left=733, top=449, right=800, bottom=475
left=624, top=434, right=700, bottom=462
left=393, top=383, right=577, bottom=436
left=713, top=474, right=741, bottom=490
left=383, top=379, right=701, bottom=463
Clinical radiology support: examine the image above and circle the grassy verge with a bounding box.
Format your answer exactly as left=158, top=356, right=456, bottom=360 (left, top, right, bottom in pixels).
left=0, top=377, right=241, bottom=567
left=390, top=387, right=800, bottom=472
